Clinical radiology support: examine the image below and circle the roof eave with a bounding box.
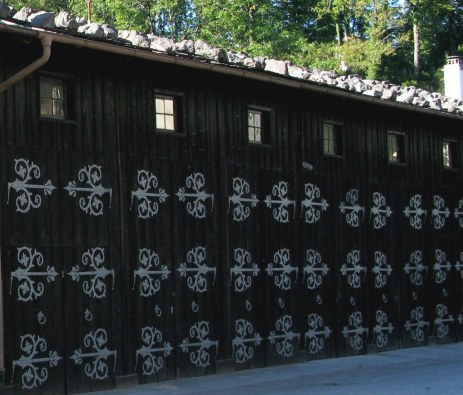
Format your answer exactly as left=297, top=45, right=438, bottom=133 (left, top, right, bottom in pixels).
left=1, top=19, right=462, bottom=122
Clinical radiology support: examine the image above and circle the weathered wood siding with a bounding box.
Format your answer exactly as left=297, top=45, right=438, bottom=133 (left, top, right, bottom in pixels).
left=1, top=35, right=463, bottom=394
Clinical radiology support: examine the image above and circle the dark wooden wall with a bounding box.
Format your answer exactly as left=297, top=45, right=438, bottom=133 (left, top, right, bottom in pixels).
left=1, top=34, right=463, bottom=394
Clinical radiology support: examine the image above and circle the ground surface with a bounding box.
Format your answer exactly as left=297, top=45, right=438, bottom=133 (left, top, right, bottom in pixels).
left=82, top=342, right=463, bottom=395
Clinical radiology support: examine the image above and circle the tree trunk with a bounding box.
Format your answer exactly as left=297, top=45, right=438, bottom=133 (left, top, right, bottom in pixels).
left=413, top=20, right=420, bottom=76
left=336, top=21, right=342, bottom=45
left=449, top=9, right=458, bottom=55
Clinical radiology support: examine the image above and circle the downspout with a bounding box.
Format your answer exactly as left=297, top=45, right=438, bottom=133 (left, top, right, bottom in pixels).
left=0, top=33, right=52, bottom=92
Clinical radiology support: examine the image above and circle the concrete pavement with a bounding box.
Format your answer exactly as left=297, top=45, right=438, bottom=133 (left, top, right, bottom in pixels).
left=82, top=342, right=463, bottom=395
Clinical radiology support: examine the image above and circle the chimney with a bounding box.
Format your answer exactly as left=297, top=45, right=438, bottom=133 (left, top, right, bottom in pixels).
left=444, top=56, right=463, bottom=100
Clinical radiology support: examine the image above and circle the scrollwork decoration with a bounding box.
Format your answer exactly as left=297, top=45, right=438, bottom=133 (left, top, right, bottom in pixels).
left=70, top=328, right=117, bottom=381
left=264, top=181, right=295, bottom=223
left=7, top=159, right=56, bottom=213
left=177, top=246, right=216, bottom=293
left=64, top=165, right=112, bottom=216
left=12, top=334, right=61, bottom=389
left=176, top=173, right=214, bottom=219
left=131, top=170, right=169, bottom=219
left=10, top=247, right=58, bottom=302
left=68, top=247, right=114, bottom=299
left=135, top=327, right=173, bottom=376
left=228, top=177, right=259, bottom=222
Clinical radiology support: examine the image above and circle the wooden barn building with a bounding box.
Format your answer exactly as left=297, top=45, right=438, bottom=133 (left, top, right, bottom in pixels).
left=1, top=8, right=463, bottom=394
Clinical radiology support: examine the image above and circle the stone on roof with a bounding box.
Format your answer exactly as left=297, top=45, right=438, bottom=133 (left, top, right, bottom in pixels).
left=55, top=11, right=85, bottom=30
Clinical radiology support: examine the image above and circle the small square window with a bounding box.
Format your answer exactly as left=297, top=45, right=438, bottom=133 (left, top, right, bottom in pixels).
left=443, top=140, right=457, bottom=169
left=248, top=110, right=262, bottom=142
left=155, top=95, right=178, bottom=132
left=323, top=122, right=343, bottom=156
left=40, top=77, right=67, bottom=119
left=387, top=132, right=405, bottom=163
left=248, top=108, right=269, bottom=144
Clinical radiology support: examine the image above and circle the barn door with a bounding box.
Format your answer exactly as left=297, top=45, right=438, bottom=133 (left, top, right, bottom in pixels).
left=126, top=158, right=219, bottom=381
left=4, top=150, right=120, bottom=395
left=59, top=154, right=120, bottom=394
left=126, top=158, right=177, bottom=383
left=334, top=180, right=369, bottom=357
left=169, top=162, right=219, bottom=378
left=5, top=150, right=66, bottom=395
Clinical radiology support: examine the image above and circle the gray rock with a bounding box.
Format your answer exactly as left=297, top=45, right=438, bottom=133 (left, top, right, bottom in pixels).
left=403, top=86, right=417, bottom=95
left=363, top=79, right=376, bottom=89
left=55, top=11, right=83, bottom=30
left=28, top=11, right=55, bottom=28
left=429, top=92, right=442, bottom=100
left=381, top=89, right=397, bottom=100
left=288, top=65, right=309, bottom=79
left=0, top=1, right=10, bottom=18
left=13, top=7, right=35, bottom=21
left=226, top=51, right=247, bottom=64
left=101, top=24, right=118, bottom=39
left=418, top=99, right=430, bottom=107
left=429, top=100, right=442, bottom=111
left=194, top=40, right=227, bottom=62
left=321, top=70, right=338, bottom=79
left=174, top=40, right=195, bottom=54
left=325, top=77, right=337, bottom=86
left=346, top=82, right=357, bottom=92
left=354, top=81, right=366, bottom=93
left=397, top=91, right=415, bottom=104
left=373, top=83, right=384, bottom=93
left=381, top=80, right=392, bottom=89
left=124, top=30, right=150, bottom=47
left=308, top=73, right=319, bottom=82
left=347, top=75, right=362, bottom=84
left=78, top=23, right=105, bottom=38
left=363, top=89, right=382, bottom=97
left=243, top=57, right=258, bottom=68
left=252, top=56, right=267, bottom=70
left=337, top=81, right=351, bottom=90
left=117, top=30, right=131, bottom=40
left=417, top=89, right=430, bottom=98
left=149, top=36, right=175, bottom=53
left=449, top=97, right=463, bottom=106
left=412, top=96, right=426, bottom=106
left=265, top=59, right=288, bottom=75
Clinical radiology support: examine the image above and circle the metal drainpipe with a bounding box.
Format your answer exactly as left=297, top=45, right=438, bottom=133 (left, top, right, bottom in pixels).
left=0, top=33, right=52, bottom=93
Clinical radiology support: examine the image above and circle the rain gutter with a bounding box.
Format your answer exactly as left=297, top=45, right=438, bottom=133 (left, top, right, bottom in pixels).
left=0, top=25, right=52, bottom=92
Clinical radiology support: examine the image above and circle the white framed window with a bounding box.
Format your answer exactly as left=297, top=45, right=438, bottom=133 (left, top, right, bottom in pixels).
left=387, top=132, right=405, bottom=163
left=443, top=140, right=457, bottom=169
left=323, top=122, right=343, bottom=156
left=248, top=109, right=262, bottom=143
left=40, top=77, right=67, bottom=119
left=248, top=107, right=270, bottom=144
left=155, top=95, right=177, bottom=131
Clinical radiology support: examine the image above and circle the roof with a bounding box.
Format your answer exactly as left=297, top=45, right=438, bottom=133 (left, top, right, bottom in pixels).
left=1, top=6, right=463, bottom=121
